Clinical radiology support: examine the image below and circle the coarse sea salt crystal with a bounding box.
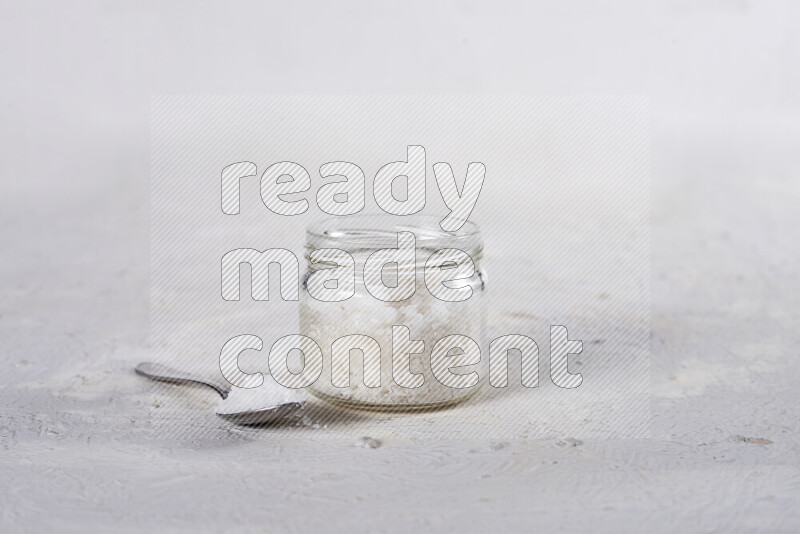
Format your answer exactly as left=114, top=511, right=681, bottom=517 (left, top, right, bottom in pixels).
left=221, top=376, right=305, bottom=412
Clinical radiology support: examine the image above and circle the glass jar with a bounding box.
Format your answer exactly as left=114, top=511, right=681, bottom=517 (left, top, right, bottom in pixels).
left=300, top=214, right=487, bottom=410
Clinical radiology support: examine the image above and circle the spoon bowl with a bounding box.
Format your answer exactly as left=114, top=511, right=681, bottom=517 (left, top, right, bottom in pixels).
left=215, top=401, right=305, bottom=425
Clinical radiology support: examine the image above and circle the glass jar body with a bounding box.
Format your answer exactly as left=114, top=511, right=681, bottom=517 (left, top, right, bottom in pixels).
left=300, top=216, right=487, bottom=410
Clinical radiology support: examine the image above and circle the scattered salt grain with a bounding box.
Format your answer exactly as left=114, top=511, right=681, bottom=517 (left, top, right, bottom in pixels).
left=357, top=436, right=382, bottom=449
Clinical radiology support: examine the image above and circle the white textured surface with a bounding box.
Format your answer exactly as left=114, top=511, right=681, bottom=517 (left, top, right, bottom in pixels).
left=2, top=1, right=800, bottom=532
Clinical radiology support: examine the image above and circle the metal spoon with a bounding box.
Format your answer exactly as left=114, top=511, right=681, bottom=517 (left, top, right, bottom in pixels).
left=135, top=362, right=304, bottom=424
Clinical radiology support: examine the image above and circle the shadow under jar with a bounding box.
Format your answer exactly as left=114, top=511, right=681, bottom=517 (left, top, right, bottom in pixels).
left=301, top=215, right=487, bottom=410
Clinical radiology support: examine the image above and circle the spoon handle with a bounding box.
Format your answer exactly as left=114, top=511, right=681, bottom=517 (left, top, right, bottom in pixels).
left=135, top=362, right=231, bottom=399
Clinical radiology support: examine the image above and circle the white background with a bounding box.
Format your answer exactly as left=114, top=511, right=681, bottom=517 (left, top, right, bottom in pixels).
left=1, top=1, right=799, bottom=532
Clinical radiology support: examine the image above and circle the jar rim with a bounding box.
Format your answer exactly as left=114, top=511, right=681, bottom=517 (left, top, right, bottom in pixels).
left=305, top=214, right=482, bottom=257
